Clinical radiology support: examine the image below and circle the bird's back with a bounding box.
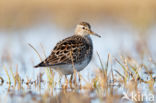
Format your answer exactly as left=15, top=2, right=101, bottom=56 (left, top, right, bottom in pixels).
left=35, top=35, right=93, bottom=68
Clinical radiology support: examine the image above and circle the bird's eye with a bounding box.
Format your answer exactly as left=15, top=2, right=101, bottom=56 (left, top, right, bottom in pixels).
left=82, top=27, right=85, bottom=29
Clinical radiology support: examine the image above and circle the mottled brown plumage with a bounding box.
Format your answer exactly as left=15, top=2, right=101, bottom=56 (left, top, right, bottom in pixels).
left=35, top=35, right=92, bottom=67
left=79, top=22, right=91, bottom=29
left=34, top=22, right=100, bottom=75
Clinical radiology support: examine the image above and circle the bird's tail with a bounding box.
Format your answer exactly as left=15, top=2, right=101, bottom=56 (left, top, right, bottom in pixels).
left=34, top=61, right=47, bottom=68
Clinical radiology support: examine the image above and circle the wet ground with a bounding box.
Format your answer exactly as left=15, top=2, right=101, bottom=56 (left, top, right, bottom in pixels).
left=0, top=22, right=156, bottom=103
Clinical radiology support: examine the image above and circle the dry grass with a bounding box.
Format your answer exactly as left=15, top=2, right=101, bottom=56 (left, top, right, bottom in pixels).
left=1, top=42, right=155, bottom=102
left=0, top=2, right=155, bottom=100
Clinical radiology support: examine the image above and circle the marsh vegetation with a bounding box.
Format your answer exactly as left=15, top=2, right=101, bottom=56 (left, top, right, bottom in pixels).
left=0, top=0, right=156, bottom=103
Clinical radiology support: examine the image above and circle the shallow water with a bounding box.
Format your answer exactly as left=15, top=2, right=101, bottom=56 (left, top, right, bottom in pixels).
left=0, top=22, right=156, bottom=103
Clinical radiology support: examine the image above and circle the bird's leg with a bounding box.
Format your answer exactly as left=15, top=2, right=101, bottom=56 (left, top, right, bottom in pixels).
left=78, top=72, right=81, bottom=89
left=64, top=75, right=68, bottom=89
left=73, top=69, right=77, bottom=87
left=58, top=73, right=62, bottom=88
left=70, top=74, right=73, bottom=89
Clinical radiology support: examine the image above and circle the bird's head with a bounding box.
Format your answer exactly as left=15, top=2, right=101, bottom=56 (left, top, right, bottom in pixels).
left=75, top=22, right=101, bottom=38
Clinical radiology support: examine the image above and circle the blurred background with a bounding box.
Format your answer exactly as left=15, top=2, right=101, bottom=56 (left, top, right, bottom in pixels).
left=0, top=1, right=156, bottom=102
left=0, top=0, right=156, bottom=86
left=0, top=0, right=156, bottom=30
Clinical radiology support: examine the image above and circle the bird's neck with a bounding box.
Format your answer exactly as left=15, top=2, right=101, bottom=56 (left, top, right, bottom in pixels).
left=84, top=35, right=93, bottom=46
left=84, top=34, right=91, bottom=40
left=75, top=34, right=92, bottom=46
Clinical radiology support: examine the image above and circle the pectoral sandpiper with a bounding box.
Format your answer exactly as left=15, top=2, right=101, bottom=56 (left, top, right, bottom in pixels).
left=34, top=22, right=101, bottom=75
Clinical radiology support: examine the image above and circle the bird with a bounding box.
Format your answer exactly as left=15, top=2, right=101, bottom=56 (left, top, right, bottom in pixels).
left=34, top=22, right=101, bottom=75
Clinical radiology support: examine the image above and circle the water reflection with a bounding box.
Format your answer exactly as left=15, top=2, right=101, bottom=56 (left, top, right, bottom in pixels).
left=0, top=23, right=156, bottom=103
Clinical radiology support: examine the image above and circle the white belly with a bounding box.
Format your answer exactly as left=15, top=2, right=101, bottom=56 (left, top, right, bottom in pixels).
left=52, top=58, right=90, bottom=75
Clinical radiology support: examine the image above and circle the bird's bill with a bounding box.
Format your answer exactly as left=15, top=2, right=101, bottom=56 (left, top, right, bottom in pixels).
left=89, top=30, right=101, bottom=38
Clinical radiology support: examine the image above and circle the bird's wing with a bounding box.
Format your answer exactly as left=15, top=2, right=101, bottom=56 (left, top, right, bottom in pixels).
left=35, top=35, right=90, bottom=67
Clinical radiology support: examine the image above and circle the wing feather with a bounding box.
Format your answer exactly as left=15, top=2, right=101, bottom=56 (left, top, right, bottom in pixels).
left=35, top=35, right=91, bottom=67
